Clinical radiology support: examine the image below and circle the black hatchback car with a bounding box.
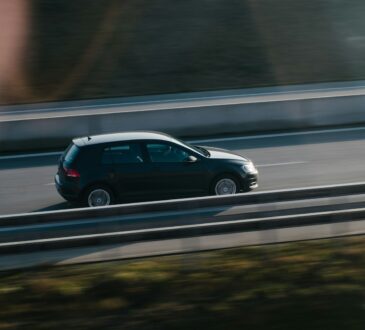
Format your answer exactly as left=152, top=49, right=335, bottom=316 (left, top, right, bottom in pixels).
left=55, top=131, right=258, bottom=207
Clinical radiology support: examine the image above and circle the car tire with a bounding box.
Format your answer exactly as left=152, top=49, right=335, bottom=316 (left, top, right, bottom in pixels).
left=83, top=185, right=114, bottom=207
left=211, top=175, right=240, bottom=196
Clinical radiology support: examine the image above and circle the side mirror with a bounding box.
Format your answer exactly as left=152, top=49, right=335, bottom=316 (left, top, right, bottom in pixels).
left=185, top=155, right=198, bottom=163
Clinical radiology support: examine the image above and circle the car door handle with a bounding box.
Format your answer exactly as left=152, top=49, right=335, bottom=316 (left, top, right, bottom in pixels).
left=108, top=169, right=116, bottom=178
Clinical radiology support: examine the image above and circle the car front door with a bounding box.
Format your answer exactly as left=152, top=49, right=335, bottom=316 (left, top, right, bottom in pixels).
left=144, top=142, right=207, bottom=199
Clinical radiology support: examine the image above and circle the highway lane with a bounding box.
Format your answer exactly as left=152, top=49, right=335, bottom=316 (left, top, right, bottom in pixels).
left=1, top=126, right=365, bottom=215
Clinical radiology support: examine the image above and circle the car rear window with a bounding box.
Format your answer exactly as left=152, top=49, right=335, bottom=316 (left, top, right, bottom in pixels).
left=64, top=144, right=80, bottom=163
left=102, top=143, right=144, bottom=164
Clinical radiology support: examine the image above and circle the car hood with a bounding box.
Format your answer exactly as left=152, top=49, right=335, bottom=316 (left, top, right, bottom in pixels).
left=203, top=146, right=249, bottom=162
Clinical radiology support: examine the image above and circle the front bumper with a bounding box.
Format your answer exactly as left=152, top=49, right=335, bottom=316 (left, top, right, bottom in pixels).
left=239, top=171, right=258, bottom=191
left=245, top=173, right=258, bottom=189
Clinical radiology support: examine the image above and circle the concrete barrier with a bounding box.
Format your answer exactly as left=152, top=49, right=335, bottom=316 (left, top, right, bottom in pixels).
left=2, top=81, right=365, bottom=152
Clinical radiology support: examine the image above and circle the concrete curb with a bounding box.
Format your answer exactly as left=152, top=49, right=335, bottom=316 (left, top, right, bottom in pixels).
left=2, top=83, right=365, bottom=152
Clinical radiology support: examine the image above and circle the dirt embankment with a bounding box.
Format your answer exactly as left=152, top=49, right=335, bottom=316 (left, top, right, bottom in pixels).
left=2, top=0, right=365, bottom=105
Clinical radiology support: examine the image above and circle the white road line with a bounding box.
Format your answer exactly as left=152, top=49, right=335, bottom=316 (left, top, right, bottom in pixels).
left=189, top=126, right=365, bottom=144
left=41, top=162, right=304, bottom=189
left=2, top=125, right=365, bottom=160
left=40, top=162, right=305, bottom=185
left=256, top=161, right=307, bottom=168
left=0, top=151, right=62, bottom=160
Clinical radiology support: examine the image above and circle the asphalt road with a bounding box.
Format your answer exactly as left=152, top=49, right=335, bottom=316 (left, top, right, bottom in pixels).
left=1, top=126, right=365, bottom=216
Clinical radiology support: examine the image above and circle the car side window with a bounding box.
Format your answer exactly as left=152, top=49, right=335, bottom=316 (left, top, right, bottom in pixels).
left=102, top=143, right=144, bottom=164
left=146, top=143, right=190, bottom=163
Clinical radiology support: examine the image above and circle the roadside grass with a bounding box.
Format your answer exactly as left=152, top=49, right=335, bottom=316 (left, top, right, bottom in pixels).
left=0, top=236, right=365, bottom=329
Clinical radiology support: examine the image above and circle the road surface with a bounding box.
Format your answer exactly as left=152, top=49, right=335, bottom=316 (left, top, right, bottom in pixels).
left=1, top=126, right=365, bottom=215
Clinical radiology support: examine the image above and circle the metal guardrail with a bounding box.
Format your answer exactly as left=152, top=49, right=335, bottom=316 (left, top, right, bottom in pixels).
left=0, top=182, right=365, bottom=254
left=1, top=207, right=363, bottom=254
left=2, top=181, right=365, bottom=226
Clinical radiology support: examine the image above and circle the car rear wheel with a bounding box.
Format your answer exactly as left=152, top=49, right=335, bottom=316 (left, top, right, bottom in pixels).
left=85, top=186, right=114, bottom=207
left=212, top=175, right=239, bottom=195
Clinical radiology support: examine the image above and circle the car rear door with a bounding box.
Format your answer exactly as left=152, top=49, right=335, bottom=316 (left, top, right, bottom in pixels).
left=102, top=142, right=154, bottom=201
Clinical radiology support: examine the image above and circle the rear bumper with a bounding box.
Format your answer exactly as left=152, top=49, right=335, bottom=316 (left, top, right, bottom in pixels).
left=55, top=174, right=80, bottom=202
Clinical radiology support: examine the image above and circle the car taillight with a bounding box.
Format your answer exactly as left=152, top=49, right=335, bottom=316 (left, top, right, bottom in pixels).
left=63, top=166, right=80, bottom=178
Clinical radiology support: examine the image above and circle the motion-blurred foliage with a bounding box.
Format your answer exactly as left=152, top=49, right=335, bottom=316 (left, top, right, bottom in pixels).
left=0, top=237, right=365, bottom=329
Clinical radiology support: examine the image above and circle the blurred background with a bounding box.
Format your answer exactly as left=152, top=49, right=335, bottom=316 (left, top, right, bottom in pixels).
left=2, top=2, right=365, bottom=328
left=2, top=0, right=365, bottom=105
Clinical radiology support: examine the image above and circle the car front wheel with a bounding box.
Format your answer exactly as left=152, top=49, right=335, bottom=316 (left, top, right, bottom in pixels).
left=212, top=175, right=239, bottom=195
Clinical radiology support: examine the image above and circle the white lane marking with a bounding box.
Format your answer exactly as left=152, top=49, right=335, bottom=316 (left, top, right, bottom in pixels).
left=256, top=161, right=307, bottom=168
left=40, top=162, right=306, bottom=186
left=189, top=126, right=365, bottom=144
left=2, top=125, right=365, bottom=161
left=0, top=151, right=62, bottom=160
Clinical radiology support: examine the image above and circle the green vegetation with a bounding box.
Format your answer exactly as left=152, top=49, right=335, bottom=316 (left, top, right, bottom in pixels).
left=0, top=236, right=365, bottom=329
left=4, top=0, right=365, bottom=104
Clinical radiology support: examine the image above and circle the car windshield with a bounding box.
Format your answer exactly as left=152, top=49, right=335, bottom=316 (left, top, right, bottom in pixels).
left=192, top=145, right=210, bottom=157
left=175, top=138, right=210, bottom=157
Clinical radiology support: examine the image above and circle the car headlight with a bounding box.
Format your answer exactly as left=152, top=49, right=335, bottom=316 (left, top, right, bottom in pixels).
left=242, top=162, right=257, bottom=174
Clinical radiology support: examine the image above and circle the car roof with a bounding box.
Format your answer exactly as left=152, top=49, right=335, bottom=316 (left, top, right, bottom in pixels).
left=73, top=131, right=179, bottom=147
